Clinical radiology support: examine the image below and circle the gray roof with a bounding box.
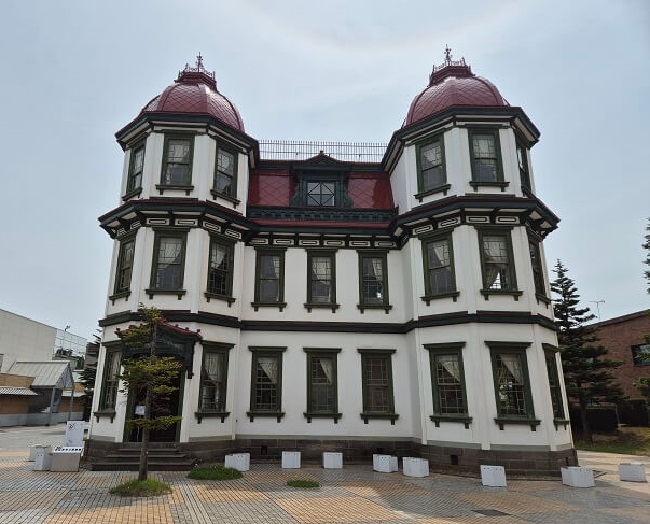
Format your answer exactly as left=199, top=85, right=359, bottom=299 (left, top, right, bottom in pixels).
left=0, top=386, right=39, bottom=396
left=8, top=361, right=74, bottom=388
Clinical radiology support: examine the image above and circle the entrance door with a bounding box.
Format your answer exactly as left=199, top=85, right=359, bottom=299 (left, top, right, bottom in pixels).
left=125, top=368, right=183, bottom=442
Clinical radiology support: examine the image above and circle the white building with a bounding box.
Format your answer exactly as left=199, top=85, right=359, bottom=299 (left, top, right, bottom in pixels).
left=89, top=51, right=575, bottom=476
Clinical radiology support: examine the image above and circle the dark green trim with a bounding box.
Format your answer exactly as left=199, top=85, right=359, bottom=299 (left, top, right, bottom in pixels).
left=160, top=134, right=195, bottom=187
left=544, top=346, right=566, bottom=421
left=358, top=348, right=397, bottom=424
left=527, top=235, right=548, bottom=301
left=516, top=140, right=532, bottom=193
left=122, top=187, right=142, bottom=202
left=469, top=181, right=509, bottom=192
left=421, top=231, right=458, bottom=302
left=305, top=250, right=338, bottom=312
left=248, top=207, right=394, bottom=224
left=488, top=342, right=538, bottom=430
left=303, top=348, right=341, bottom=423
left=212, top=143, right=239, bottom=204
left=468, top=128, right=504, bottom=184
left=425, top=342, right=471, bottom=427
left=148, top=229, right=187, bottom=298
left=357, top=250, right=390, bottom=313
left=125, top=140, right=146, bottom=195
left=289, top=163, right=353, bottom=208
left=195, top=411, right=230, bottom=423
left=112, top=232, right=136, bottom=299
left=252, top=247, right=286, bottom=311
left=93, top=409, right=116, bottom=423
left=477, top=227, right=520, bottom=298
left=248, top=346, right=286, bottom=421
left=415, top=134, right=448, bottom=198
left=155, top=184, right=194, bottom=196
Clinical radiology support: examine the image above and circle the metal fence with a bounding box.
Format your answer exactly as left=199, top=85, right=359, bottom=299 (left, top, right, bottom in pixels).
left=259, top=140, right=387, bottom=163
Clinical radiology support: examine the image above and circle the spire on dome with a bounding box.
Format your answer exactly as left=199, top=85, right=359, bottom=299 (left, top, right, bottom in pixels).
left=177, top=53, right=217, bottom=89
left=428, top=46, right=472, bottom=86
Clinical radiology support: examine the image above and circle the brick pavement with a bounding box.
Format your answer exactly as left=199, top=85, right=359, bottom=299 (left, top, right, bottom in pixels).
left=0, top=424, right=649, bottom=523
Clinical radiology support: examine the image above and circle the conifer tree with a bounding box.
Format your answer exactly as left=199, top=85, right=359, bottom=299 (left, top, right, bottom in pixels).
left=551, top=260, right=624, bottom=441
left=115, top=306, right=182, bottom=481
left=644, top=218, right=650, bottom=294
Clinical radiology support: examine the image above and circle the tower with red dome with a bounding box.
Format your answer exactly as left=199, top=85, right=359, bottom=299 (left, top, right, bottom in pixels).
left=89, top=52, right=574, bottom=476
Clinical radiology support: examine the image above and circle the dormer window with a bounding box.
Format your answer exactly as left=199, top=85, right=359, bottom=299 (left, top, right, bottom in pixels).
left=212, top=147, right=238, bottom=202
left=307, top=182, right=335, bottom=207
left=289, top=153, right=353, bottom=208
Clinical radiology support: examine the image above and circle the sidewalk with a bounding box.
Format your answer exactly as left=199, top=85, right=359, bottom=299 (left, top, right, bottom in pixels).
left=0, top=425, right=648, bottom=523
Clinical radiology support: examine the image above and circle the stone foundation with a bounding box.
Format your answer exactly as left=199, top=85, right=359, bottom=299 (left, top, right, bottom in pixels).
left=84, top=437, right=577, bottom=478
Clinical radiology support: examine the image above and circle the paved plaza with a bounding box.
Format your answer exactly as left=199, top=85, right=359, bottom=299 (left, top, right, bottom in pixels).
left=0, top=425, right=648, bottom=523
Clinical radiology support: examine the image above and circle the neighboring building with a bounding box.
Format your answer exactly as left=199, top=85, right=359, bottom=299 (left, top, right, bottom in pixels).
left=0, top=309, right=88, bottom=372
left=89, top=50, right=575, bottom=476
left=0, top=373, right=39, bottom=426
left=592, top=310, right=650, bottom=399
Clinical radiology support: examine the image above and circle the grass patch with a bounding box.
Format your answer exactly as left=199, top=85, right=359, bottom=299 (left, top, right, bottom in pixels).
left=575, top=427, right=650, bottom=455
left=188, top=466, right=243, bottom=480
left=287, top=479, right=320, bottom=488
left=109, top=479, right=171, bottom=497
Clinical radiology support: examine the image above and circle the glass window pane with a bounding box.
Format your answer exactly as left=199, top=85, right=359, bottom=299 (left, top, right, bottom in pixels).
left=362, top=256, right=384, bottom=302
left=253, top=356, right=279, bottom=410
left=155, top=237, right=183, bottom=289
left=310, top=256, right=332, bottom=302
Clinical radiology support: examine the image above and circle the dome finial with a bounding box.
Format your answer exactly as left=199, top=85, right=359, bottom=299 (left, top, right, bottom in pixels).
left=444, top=45, right=453, bottom=66
left=196, top=52, right=204, bottom=71
left=177, top=53, right=217, bottom=88
left=429, top=47, right=472, bottom=86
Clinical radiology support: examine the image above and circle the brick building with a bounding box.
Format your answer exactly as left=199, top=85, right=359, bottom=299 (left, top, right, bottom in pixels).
left=592, top=310, right=650, bottom=398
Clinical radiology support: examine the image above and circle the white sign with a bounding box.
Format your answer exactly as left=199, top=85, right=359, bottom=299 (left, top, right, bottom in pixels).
left=64, top=421, right=85, bottom=447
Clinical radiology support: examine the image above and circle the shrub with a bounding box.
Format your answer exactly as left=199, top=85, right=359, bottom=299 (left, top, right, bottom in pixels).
left=109, top=479, right=171, bottom=497
left=188, top=466, right=243, bottom=480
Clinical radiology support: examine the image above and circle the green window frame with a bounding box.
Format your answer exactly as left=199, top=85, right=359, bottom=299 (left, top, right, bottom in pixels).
left=425, top=342, right=471, bottom=427
left=543, top=344, right=567, bottom=426
left=528, top=236, right=549, bottom=304
left=304, top=348, right=342, bottom=423
left=421, top=232, right=459, bottom=304
left=111, top=234, right=135, bottom=300
left=252, top=248, right=287, bottom=311
left=416, top=135, right=449, bottom=199
left=307, top=181, right=335, bottom=207
left=126, top=141, right=145, bottom=195
left=247, top=346, right=286, bottom=422
left=516, top=141, right=532, bottom=193
left=159, top=135, right=194, bottom=188
left=205, top=236, right=235, bottom=305
left=358, top=348, right=398, bottom=424
left=478, top=228, right=522, bottom=299
left=358, top=251, right=391, bottom=313
left=469, top=129, right=508, bottom=191
left=95, top=347, right=121, bottom=421
left=487, top=341, right=540, bottom=430
left=211, top=146, right=238, bottom=203
left=195, top=342, right=233, bottom=423
left=305, top=250, right=339, bottom=312
left=147, top=230, right=187, bottom=299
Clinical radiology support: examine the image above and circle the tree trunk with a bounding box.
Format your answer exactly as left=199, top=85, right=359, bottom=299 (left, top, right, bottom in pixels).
left=138, top=384, right=152, bottom=481
left=579, top=398, right=592, bottom=442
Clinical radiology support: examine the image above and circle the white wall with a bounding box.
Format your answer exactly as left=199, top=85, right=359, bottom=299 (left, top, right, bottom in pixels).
left=0, top=309, right=57, bottom=372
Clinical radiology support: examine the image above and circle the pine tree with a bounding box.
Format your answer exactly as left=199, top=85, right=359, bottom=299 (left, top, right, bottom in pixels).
left=551, top=260, right=624, bottom=441
left=115, top=306, right=182, bottom=481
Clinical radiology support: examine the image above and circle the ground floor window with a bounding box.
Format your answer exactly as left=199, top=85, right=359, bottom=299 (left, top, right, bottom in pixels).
left=304, top=349, right=341, bottom=422
left=247, top=346, right=286, bottom=422
left=358, top=349, right=398, bottom=424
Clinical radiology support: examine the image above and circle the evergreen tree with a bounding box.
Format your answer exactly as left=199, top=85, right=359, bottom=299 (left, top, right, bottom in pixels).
left=115, top=306, right=182, bottom=481
left=551, top=260, right=624, bottom=441
left=644, top=218, right=650, bottom=294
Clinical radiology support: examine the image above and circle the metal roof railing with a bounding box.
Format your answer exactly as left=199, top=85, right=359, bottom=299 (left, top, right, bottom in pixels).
left=259, top=140, right=386, bottom=163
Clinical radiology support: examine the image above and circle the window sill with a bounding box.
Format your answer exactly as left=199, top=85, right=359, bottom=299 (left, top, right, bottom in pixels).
left=360, top=412, right=399, bottom=425
left=109, top=291, right=131, bottom=305
left=304, top=412, right=343, bottom=423
left=421, top=292, right=460, bottom=305
left=535, top=293, right=551, bottom=306
left=210, top=190, right=240, bottom=208
left=93, top=409, right=116, bottom=423
left=357, top=303, right=392, bottom=314
left=304, top=302, right=340, bottom=313
left=205, top=292, right=235, bottom=306
left=429, top=414, right=472, bottom=428
left=553, top=418, right=571, bottom=430
left=251, top=301, right=287, bottom=312
left=246, top=411, right=285, bottom=423
left=146, top=288, right=186, bottom=300
left=480, top=289, right=523, bottom=301
left=469, top=181, right=509, bottom=192
left=195, top=410, right=230, bottom=423
left=522, top=186, right=534, bottom=198
left=122, top=188, right=142, bottom=201
left=494, top=417, right=540, bottom=430
left=415, top=184, right=451, bottom=202
left=155, top=184, right=194, bottom=196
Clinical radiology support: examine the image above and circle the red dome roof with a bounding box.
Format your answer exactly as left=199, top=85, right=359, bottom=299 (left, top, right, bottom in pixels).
left=404, top=52, right=508, bottom=127
left=138, top=56, right=245, bottom=132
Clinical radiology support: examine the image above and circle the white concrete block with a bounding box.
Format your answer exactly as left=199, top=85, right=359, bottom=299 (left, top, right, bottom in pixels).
left=561, top=466, right=594, bottom=487
left=282, top=451, right=301, bottom=469
left=403, top=457, right=429, bottom=478
left=224, top=453, right=250, bottom=472
left=480, top=465, right=507, bottom=487
left=372, top=454, right=393, bottom=472
left=33, top=447, right=52, bottom=471
left=618, top=463, right=647, bottom=483
left=322, top=452, right=343, bottom=469
left=28, top=444, right=49, bottom=462
left=50, top=447, right=82, bottom=472
left=390, top=456, right=399, bottom=472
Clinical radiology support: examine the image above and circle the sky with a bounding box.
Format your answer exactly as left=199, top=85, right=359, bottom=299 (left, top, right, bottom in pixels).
left=0, top=0, right=648, bottom=342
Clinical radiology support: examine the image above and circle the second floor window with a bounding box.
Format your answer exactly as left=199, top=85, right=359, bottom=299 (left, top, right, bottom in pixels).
left=162, top=136, right=193, bottom=186
left=358, top=252, right=389, bottom=311
left=528, top=238, right=546, bottom=298
left=418, top=137, right=446, bottom=194
left=253, top=249, right=286, bottom=309
left=479, top=230, right=518, bottom=294
left=422, top=234, right=457, bottom=299
left=127, top=143, right=145, bottom=193
left=151, top=234, right=185, bottom=290
left=470, top=130, right=502, bottom=183
left=113, top=237, right=135, bottom=295
left=206, top=238, right=234, bottom=299
left=306, top=251, right=337, bottom=309
left=516, top=142, right=531, bottom=192
left=213, top=148, right=237, bottom=198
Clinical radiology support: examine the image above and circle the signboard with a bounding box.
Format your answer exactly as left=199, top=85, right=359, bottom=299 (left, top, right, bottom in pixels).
left=64, top=421, right=85, bottom=447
